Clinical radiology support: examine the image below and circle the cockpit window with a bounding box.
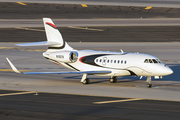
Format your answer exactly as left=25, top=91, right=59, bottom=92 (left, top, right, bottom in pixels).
left=152, top=59, right=158, bottom=63
left=144, top=59, right=162, bottom=64
left=144, top=59, right=148, bottom=63
left=149, top=59, right=153, bottom=63
left=156, top=59, right=162, bottom=63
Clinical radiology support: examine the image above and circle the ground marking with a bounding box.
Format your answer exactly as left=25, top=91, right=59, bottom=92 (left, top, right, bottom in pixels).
left=16, top=2, right=27, bottom=5
left=0, top=47, right=45, bottom=52
left=0, top=69, right=30, bottom=72
left=68, top=26, right=103, bottom=31
left=0, top=91, right=35, bottom=97
left=94, top=98, right=143, bottom=104
left=15, top=27, right=45, bottom=32
left=145, top=6, right=152, bottom=9
left=81, top=4, right=88, bottom=7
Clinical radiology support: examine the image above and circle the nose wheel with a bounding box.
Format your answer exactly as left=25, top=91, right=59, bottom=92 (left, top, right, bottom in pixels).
left=109, top=76, right=117, bottom=83
left=146, top=76, right=152, bottom=88
left=147, top=83, right=152, bottom=88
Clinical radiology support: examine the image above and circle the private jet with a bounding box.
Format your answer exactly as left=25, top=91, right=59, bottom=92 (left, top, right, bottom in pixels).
left=6, top=18, right=173, bottom=88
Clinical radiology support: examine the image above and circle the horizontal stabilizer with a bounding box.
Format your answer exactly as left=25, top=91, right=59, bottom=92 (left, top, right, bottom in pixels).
left=6, top=58, right=111, bottom=75
left=16, top=41, right=61, bottom=46
left=21, top=71, right=111, bottom=75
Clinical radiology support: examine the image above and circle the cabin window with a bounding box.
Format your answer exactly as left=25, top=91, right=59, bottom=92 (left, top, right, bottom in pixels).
left=100, top=59, right=102, bottom=62
left=107, top=60, right=109, bottom=63
left=96, top=59, right=98, bottom=62
left=118, top=60, right=120, bottom=63
left=111, top=60, right=113, bottom=63
left=124, top=61, right=127, bottom=64
left=121, top=60, right=123, bottom=64
left=103, top=59, right=106, bottom=63
left=114, top=60, right=116, bottom=63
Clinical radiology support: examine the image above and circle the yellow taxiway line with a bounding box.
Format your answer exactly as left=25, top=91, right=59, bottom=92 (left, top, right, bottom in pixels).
left=94, top=98, right=143, bottom=104
left=145, top=6, right=152, bottom=9
left=16, top=2, right=27, bottom=6
left=0, top=91, right=35, bottom=97
left=0, top=47, right=45, bottom=52
left=81, top=4, right=88, bottom=7
left=0, top=69, right=30, bottom=72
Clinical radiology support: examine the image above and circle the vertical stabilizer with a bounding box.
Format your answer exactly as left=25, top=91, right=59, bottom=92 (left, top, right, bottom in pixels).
left=43, top=18, right=73, bottom=51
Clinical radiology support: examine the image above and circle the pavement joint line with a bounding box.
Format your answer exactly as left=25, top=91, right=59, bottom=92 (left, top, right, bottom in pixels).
left=16, top=2, right=27, bottom=6
left=15, top=27, right=45, bottom=32
left=67, top=26, right=104, bottom=31
left=93, top=98, right=144, bottom=104
left=0, top=91, right=35, bottom=97
left=81, top=4, right=88, bottom=7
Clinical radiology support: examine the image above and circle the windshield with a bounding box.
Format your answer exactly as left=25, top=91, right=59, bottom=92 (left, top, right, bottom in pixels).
left=144, top=59, right=162, bottom=63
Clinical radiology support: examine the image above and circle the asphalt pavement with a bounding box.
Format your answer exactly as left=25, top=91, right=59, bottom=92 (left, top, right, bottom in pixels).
left=0, top=90, right=180, bottom=120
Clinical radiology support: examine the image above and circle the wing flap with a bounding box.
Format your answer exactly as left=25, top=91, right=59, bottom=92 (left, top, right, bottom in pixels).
left=6, top=58, right=111, bottom=75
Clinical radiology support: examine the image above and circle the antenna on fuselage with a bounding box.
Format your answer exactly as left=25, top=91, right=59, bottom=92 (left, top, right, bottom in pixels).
left=120, top=49, right=124, bottom=53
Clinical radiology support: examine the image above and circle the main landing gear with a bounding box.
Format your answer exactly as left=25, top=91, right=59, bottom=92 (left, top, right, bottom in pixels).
left=109, top=76, right=117, bottom=83
left=146, top=76, right=152, bottom=88
left=81, top=74, right=90, bottom=84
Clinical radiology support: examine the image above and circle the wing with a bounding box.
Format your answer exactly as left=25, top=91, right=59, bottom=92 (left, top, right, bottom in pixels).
left=6, top=58, right=111, bottom=75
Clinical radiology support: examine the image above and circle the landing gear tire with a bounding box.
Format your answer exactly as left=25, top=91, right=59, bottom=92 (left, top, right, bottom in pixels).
left=147, top=84, right=152, bottom=88
left=82, top=79, right=90, bottom=84
left=109, top=77, right=117, bottom=83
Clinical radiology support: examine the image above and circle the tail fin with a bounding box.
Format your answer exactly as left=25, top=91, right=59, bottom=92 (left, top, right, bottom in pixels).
left=16, top=18, right=73, bottom=51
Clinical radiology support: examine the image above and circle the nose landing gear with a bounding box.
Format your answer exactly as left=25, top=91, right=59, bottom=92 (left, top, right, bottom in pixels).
left=146, top=76, right=152, bottom=88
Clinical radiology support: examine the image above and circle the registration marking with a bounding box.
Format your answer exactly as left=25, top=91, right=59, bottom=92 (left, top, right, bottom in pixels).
left=145, top=6, right=152, bottom=9
left=16, top=2, right=27, bottom=5
left=0, top=91, right=35, bottom=97
left=94, top=98, right=143, bottom=104
left=81, top=4, right=88, bottom=7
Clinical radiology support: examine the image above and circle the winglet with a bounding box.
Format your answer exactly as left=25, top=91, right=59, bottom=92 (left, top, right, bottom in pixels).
left=6, top=58, right=21, bottom=74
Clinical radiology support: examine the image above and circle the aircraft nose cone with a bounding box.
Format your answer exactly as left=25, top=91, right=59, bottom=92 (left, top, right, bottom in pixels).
left=163, top=66, right=173, bottom=75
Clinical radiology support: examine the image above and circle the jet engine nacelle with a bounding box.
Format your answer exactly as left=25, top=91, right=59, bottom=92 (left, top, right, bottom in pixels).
left=48, top=51, right=78, bottom=63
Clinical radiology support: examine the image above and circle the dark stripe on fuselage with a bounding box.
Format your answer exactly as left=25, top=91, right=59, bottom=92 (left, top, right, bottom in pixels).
left=65, top=63, right=80, bottom=71
left=79, top=53, right=127, bottom=67
left=79, top=53, right=138, bottom=76
left=127, top=70, right=137, bottom=76
left=45, top=57, right=80, bottom=71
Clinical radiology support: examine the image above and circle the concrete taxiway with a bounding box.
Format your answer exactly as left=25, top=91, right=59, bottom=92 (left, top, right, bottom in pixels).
left=2, top=0, right=180, bottom=8
left=2, top=18, right=180, bottom=28
left=1, top=26, right=180, bottom=42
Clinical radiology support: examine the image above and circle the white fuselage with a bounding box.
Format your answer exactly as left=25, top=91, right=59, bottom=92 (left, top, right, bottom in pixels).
left=43, top=50, right=173, bottom=77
